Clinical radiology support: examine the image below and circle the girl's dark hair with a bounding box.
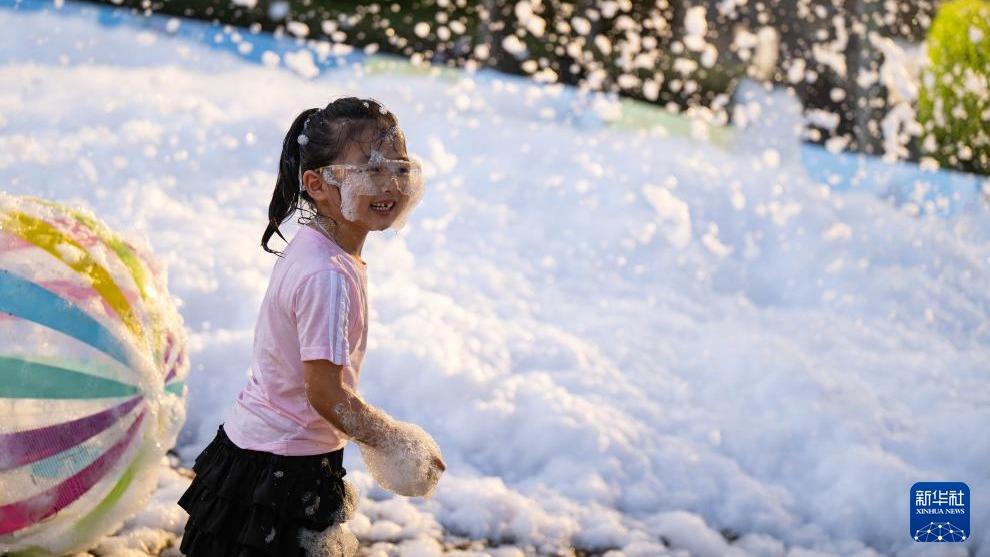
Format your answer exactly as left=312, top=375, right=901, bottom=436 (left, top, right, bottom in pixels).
left=262, top=96, right=406, bottom=255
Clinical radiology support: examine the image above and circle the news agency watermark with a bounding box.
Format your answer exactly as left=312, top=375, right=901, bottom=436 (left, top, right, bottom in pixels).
left=911, top=482, right=970, bottom=542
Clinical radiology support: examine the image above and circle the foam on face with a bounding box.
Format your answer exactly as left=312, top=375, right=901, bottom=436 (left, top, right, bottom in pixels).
left=366, top=144, right=387, bottom=165
left=330, top=125, right=424, bottom=230
left=335, top=166, right=424, bottom=230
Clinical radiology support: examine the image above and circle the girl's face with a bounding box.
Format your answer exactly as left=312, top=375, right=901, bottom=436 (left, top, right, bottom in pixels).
left=305, top=125, right=416, bottom=232
left=335, top=132, right=412, bottom=231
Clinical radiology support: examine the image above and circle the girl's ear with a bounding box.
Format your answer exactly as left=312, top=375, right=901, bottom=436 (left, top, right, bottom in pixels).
left=301, top=170, right=320, bottom=196
left=303, top=170, right=343, bottom=210
left=302, top=170, right=331, bottom=201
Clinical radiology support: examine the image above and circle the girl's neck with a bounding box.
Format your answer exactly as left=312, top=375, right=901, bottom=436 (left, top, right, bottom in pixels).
left=308, top=217, right=367, bottom=266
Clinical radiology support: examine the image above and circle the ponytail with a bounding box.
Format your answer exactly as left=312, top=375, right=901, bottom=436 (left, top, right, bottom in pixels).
left=262, top=107, right=321, bottom=256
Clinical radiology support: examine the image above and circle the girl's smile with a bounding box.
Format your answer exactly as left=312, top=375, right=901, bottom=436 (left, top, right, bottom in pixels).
left=369, top=198, right=397, bottom=217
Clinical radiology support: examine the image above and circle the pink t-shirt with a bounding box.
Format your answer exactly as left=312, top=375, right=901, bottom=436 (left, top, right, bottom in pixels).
left=223, top=224, right=368, bottom=455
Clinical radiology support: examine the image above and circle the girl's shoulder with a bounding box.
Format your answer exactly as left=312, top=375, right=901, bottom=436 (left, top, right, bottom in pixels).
left=276, top=227, right=365, bottom=305
left=289, top=260, right=363, bottom=307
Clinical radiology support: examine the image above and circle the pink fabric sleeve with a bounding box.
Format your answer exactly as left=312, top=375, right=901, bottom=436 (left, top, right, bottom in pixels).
left=292, top=269, right=351, bottom=366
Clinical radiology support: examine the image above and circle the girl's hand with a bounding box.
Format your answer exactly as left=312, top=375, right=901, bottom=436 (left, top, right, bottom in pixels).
left=431, top=454, right=447, bottom=472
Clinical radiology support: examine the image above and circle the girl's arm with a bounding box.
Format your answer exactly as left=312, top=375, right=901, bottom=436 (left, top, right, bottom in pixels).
left=305, top=359, right=447, bottom=497
left=303, top=360, right=447, bottom=473
left=293, top=271, right=445, bottom=474
left=303, top=359, right=396, bottom=448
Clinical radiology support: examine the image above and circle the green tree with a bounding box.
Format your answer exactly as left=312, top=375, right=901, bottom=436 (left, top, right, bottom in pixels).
left=918, top=0, right=990, bottom=175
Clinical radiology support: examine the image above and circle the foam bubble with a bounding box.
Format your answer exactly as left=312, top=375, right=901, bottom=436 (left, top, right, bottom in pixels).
left=297, top=520, right=359, bottom=557
left=335, top=479, right=359, bottom=523
left=356, top=419, right=444, bottom=498
left=331, top=397, right=445, bottom=497
left=293, top=479, right=359, bottom=556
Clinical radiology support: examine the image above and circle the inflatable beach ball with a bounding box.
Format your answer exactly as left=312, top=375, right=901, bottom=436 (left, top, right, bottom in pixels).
left=0, top=193, right=189, bottom=556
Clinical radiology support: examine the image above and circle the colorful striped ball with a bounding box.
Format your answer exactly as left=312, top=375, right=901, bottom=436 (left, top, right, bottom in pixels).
left=0, top=192, right=189, bottom=556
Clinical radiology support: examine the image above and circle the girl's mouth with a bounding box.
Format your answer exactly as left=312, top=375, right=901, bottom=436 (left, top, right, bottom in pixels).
left=370, top=200, right=396, bottom=217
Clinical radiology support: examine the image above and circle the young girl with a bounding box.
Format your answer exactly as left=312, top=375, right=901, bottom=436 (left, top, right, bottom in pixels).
left=178, top=96, right=446, bottom=557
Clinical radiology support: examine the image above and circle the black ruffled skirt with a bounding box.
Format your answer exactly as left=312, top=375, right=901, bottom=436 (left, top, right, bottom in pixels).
left=177, top=425, right=349, bottom=557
